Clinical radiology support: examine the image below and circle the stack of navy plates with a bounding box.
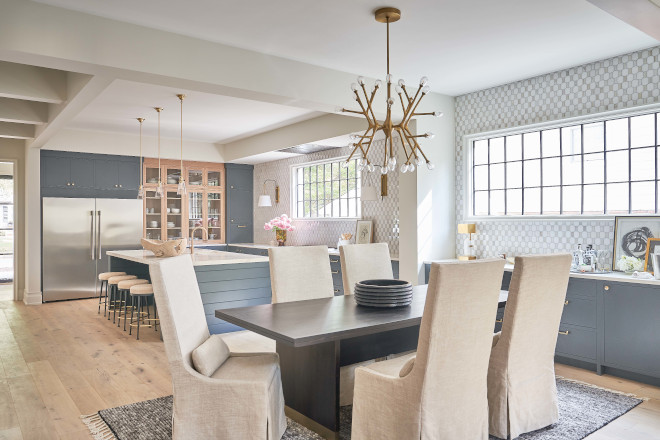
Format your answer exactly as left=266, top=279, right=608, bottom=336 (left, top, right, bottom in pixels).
left=354, top=279, right=413, bottom=308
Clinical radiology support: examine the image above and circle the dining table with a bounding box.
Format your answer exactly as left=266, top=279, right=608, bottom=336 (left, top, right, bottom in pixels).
left=216, top=284, right=508, bottom=439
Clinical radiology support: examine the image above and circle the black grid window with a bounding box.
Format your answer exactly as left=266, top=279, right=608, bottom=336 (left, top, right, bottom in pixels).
left=294, top=158, right=361, bottom=218
left=472, top=112, right=660, bottom=216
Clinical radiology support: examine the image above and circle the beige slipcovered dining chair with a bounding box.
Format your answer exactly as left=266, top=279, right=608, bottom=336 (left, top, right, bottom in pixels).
left=149, top=255, right=287, bottom=440
left=488, top=254, right=572, bottom=439
left=268, top=245, right=334, bottom=302
left=340, top=243, right=394, bottom=295
left=351, top=259, right=506, bottom=440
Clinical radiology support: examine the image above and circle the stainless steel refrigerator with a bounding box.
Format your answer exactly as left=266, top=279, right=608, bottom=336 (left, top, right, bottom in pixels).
left=42, top=197, right=142, bottom=302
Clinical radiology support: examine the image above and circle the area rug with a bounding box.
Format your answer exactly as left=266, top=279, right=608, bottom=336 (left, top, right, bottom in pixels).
left=81, top=378, right=642, bottom=440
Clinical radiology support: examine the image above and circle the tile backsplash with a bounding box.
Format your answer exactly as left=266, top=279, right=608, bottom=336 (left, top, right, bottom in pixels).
left=455, top=45, right=660, bottom=258
left=253, top=140, right=400, bottom=256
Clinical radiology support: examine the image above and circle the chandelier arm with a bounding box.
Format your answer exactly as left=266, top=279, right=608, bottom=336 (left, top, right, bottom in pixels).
left=408, top=93, right=426, bottom=121
left=395, top=128, right=414, bottom=163
left=398, top=93, right=407, bottom=113
left=403, top=126, right=422, bottom=158
left=363, top=132, right=378, bottom=160
left=413, top=112, right=439, bottom=116
left=401, top=85, right=412, bottom=103
left=342, top=109, right=364, bottom=115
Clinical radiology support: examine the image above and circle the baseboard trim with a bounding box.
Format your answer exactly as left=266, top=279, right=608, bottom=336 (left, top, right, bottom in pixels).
left=23, top=289, right=42, bottom=305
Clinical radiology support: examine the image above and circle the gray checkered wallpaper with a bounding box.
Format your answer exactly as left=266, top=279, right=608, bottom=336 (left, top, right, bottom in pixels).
left=455, top=46, right=660, bottom=258
left=253, top=139, right=399, bottom=256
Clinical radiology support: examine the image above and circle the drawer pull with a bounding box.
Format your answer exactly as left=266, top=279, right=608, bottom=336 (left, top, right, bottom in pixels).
left=604, top=285, right=610, bottom=291
left=495, top=319, right=503, bottom=323
left=564, top=300, right=569, bottom=306
left=558, top=330, right=570, bottom=336
left=237, top=225, right=247, bottom=228
left=334, top=289, right=340, bottom=293
left=330, top=259, right=339, bottom=263
left=331, top=270, right=339, bottom=274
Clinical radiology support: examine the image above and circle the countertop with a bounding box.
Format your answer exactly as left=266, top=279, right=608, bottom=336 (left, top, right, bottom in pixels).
left=423, top=259, right=660, bottom=286
left=228, top=243, right=400, bottom=261
left=107, top=249, right=268, bottom=266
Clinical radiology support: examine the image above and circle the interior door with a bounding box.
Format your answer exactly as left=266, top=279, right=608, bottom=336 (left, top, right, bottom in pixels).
left=96, top=199, right=143, bottom=275
left=42, top=197, right=97, bottom=301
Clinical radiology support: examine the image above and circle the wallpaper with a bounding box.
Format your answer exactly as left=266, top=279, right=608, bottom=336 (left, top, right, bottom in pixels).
left=455, top=45, right=660, bottom=258
left=253, top=140, right=400, bottom=256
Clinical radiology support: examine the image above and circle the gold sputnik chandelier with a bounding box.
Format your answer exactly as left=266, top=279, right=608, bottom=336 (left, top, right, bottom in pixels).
left=340, top=7, right=442, bottom=175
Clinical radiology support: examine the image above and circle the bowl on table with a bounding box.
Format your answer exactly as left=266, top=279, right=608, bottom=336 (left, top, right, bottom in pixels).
left=354, top=279, right=413, bottom=308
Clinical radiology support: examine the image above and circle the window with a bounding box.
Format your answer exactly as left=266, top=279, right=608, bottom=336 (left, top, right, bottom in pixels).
left=470, top=112, right=660, bottom=217
left=292, top=158, right=361, bottom=218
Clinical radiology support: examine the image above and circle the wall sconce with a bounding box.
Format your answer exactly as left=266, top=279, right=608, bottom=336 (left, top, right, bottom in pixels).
left=457, top=223, right=477, bottom=260
left=258, top=179, right=279, bottom=207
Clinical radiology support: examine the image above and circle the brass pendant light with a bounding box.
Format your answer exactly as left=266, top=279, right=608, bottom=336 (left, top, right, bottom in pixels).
left=136, top=117, right=145, bottom=199
left=340, top=7, right=442, bottom=179
left=154, top=107, right=164, bottom=198
left=177, top=94, right=187, bottom=196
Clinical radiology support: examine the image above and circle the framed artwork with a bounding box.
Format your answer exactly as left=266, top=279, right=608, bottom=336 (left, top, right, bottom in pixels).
left=613, top=216, right=660, bottom=272
left=643, top=238, right=660, bottom=274
left=355, top=220, right=373, bottom=244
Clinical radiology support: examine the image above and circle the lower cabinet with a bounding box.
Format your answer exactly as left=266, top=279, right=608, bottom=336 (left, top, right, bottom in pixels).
left=603, top=282, right=660, bottom=378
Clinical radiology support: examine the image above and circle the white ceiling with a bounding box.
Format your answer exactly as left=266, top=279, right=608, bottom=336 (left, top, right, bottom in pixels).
left=68, top=80, right=322, bottom=143
left=32, top=0, right=658, bottom=96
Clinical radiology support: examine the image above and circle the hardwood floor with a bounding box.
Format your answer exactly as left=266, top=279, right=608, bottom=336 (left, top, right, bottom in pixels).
left=0, top=298, right=656, bottom=439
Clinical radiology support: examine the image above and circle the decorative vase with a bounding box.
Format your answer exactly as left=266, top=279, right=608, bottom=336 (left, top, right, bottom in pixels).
left=276, top=229, right=287, bottom=246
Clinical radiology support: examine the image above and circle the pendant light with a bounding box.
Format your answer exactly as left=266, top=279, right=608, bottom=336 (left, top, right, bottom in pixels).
left=154, top=107, right=164, bottom=198
left=176, top=94, right=187, bottom=195
left=136, top=117, right=145, bottom=199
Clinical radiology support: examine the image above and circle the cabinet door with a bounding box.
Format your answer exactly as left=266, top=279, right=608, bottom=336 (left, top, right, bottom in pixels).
left=227, top=168, right=253, bottom=191
left=228, top=223, right=252, bottom=243
left=94, top=160, right=118, bottom=190
left=69, top=158, right=94, bottom=188
left=228, top=189, right=252, bottom=222
left=42, top=156, right=70, bottom=188
left=117, top=160, right=140, bottom=190
left=603, top=282, right=660, bottom=377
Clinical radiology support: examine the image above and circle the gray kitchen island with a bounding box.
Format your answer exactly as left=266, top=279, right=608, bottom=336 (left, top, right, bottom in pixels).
left=107, top=249, right=271, bottom=334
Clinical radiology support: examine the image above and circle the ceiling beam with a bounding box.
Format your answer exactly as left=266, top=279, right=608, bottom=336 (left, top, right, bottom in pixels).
left=29, top=73, right=113, bottom=149
left=0, top=97, right=48, bottom=125
left=0, top=121, right=35, bottom=139
left=221, top=113, right=367, bottom=162
left=586, top=0, right=660, bottom=40
left=0, top=60, right=66, bottom=104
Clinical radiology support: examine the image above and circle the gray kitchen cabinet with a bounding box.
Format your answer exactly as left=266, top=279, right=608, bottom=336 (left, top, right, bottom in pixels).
left=69, top=158, right=95, bottom=188
left=95, top=157, right=140, bottom=191
left=42, top=154, right=94, bottom=189
left=603, top=281, right=660, bottom=378
left=226, top=164, right=254, bottom=243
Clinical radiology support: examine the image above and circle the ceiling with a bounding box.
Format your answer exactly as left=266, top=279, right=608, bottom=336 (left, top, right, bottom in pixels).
left=31, top=0, right=658, bottom=96
left=68, top=80, right=322, bottom=143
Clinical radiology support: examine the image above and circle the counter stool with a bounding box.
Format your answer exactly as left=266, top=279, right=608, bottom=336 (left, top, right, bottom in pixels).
left=129, top=284, right=159, bottom=340
left=107, top=275, right=137, bottom=323
left=98, top=272, right=126, bottom=316
left=117, top=279, right=149, bottom=331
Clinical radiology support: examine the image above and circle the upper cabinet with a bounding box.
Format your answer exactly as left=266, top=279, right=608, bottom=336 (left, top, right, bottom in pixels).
left=41, top=150, right=140, bottom=198
left=143, top=158, right=226, bottom=243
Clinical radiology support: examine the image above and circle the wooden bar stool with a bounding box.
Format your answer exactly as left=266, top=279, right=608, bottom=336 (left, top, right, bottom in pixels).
left=117, top=279, right=149, bottom=331
left=107, top=275, right=137, bottom=323
left=98, top=272, right=126, bottom=316
left=129, top=284, right=159, bottom=340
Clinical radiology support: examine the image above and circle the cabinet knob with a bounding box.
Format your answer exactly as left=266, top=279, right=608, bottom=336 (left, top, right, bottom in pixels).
left=334, top=289, right=340, bottom=293
left=66, top=182, right=71, bottom=186
left=119, top=184, right=122, bottom=188
left=564, top=300, right=569, bottom=306
left=71, top=182, right=75, bottom=186
left=604, top=285, right=610, bottom=291
left=230, top=185, right=234, bottom=189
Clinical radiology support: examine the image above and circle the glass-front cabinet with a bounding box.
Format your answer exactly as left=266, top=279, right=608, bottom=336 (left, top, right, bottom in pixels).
left=142, top=159, right=225, bottom=243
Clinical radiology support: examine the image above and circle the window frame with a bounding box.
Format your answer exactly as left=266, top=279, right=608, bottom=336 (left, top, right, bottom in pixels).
left=289, top=156, right=362, bottom=220
left=464, top=103, right=660, bottom=221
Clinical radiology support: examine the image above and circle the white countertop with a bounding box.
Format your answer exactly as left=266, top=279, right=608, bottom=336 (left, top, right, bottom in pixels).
left=424, top=259, right=660, bottom=286
left=229, top=243, right=400, bottom=261
left=107, top=249, right=268, bottom=266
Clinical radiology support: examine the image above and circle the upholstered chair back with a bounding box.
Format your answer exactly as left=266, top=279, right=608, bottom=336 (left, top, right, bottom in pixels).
left=500, top=254, right=572, bottom=371
left=149, top=255, right=209, bottom=371
left=413, top=259, right=505, bottom=437
left=340, top=243, right=394, bottom=295
left=269, top=246, right=334, bottom=303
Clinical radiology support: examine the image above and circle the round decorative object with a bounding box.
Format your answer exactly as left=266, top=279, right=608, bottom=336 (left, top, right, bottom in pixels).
left=354, top=279, right=413, bottom=308
left=141, top=238, right=186, bottom=257
left=374, top=7, right=401, bottom=23
left=276, top=229, right=287, bottom=246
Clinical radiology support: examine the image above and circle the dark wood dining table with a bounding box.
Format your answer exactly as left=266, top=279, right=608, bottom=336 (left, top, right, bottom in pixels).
left=216, top=285, right=508, bottom=439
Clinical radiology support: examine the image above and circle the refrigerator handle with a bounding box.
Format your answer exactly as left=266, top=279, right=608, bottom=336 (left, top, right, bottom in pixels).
left=97, top=210, right=102, bottom=260
left=90, top=210, right=96, bottom=260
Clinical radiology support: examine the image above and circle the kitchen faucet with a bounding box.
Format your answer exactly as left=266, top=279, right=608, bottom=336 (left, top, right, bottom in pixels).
left=189, top=226, right=208, bottom=255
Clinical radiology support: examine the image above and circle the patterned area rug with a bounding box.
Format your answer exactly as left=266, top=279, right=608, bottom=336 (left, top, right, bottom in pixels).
left=81, top=378, right=642, bottom=440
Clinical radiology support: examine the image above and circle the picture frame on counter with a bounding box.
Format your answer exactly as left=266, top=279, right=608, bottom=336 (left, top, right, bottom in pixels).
left=643, top=238, right=660, bottom=274
left=612, top=216, right=660, bottom=272
left=355, top=220, right=373, bottom=244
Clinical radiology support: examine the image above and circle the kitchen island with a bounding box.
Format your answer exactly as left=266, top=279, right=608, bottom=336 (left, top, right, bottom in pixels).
left=107, top=249, right=270, bottom=334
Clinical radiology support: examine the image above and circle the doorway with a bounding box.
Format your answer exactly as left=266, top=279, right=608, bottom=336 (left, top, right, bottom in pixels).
left=0, top=162, right=14, bottom=301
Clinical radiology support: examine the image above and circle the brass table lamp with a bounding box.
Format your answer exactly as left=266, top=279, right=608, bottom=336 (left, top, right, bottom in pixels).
left=458, top=223, right=477, bottom=260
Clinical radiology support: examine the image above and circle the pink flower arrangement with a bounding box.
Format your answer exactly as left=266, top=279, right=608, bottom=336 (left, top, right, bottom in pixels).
left=264, top=214, right=295, bottom=232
